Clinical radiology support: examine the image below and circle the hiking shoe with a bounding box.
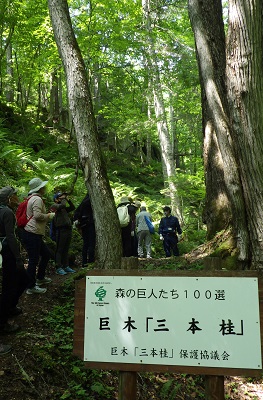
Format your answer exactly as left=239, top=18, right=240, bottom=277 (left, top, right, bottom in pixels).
left=0, top=323, right=20, bottom=334
left=9, top=307, right=23, bottom=317
left=36, top=277, right=52, bottom=285
left=56, top=268, right=67, bottom=275
left=0, top=344, right=12, bottom=355
left=26, top=285, right=47, bottom=295
left=64, top=266, right=75, bottom=273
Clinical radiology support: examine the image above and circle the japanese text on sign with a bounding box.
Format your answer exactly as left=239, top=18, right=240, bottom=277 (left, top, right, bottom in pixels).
left=84, top=276, right=261, bottom=369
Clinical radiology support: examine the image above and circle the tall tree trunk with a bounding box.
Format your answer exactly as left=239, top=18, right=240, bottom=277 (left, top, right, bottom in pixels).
left=189, top=0, right=263, bottom=267
left=6, top=42, right=14, bottom=102
left=48, top=69, right=60, bottom=127
left=142, top=0, right=182, bottom=220
left=168, top=92, right=180, bottom=169
left=146, top=100, right=152, bottom=165
left=188, top=0, right=235, bottom=241
left=226, top=0, right=263, bottom=267
left=48, top=0, right=122, bottom=269
left=92, top=62, right=103, bottom=132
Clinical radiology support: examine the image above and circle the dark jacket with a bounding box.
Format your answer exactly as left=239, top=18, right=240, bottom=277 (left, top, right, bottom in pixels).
left=73, top=194, right=94, bottom=227
left=158, top=215, right=182, bottom=236
left=51, top=199, right=75, bottom=228
left=0, top=205, right=22, bottom=261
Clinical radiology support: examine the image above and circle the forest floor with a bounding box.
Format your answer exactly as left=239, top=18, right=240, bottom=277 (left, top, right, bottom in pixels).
left=0, top=258, right=263, bottom=399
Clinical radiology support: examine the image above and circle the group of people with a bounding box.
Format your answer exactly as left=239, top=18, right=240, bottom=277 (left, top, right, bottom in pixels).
left=0, top=178, right=96, bottom=355
left=0, top=181, right=182, bottom=355
left=117, top=197, right=183, bottom=259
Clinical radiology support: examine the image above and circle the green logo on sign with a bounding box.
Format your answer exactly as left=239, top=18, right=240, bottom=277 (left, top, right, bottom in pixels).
left=95, top=286, right=107, bottom=301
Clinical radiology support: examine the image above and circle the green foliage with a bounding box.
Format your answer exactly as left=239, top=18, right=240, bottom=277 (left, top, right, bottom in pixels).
left=1, top=0, right=202, bottom=172
left=1, top=0, right=204, bottom=252
left=160, top=378, right=181, bottom=398
left=0, top=0, right=201, bottom=170
left=0, top=105, right=78, bottom=200
left=30, top=278, right=116, bottom=400
left=162, top=170, right=206, bottom=241
left=138, top=372, right=205, bottom=400
left=0, top=102, right=206, bottom=256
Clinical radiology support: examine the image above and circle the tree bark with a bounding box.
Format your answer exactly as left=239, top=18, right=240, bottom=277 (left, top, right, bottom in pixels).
left=168, top=92, right=180, bottom=169
left=48, top=69, right=60, bottom=127
left=146, top=88, right=152, bottom=165
left=6, top=42, right=14, bottom=102
left=188, top=0, right=249, bottom=262
left=48, top=0, right=122, bottom=269
left=226, top=0, right=263, bottom=267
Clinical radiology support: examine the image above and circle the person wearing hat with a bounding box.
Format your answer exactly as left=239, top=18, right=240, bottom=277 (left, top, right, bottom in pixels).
left=50, top=192, right=75, bottom=275
left=22, top=178, right=55, bottom=294
left=158, top=206, right=182, bottom=257
left=0, top=186, right=29, bottom=334
left=117, top=197, right=138, bottom=257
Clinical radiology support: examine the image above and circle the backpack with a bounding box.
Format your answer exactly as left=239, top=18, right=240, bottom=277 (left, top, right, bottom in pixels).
left=16, top=198, right=32, bottom=228
left=117, top=205, right=130, bottom=227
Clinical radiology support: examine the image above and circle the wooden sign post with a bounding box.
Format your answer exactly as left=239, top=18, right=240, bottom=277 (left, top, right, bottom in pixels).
left=205, top=375, right=225, bottom=399
left=73, top=270, right=263, bottom=400
left=118, top=371, right=137, bottom=400
left=119, top=257, right=138, bottom=400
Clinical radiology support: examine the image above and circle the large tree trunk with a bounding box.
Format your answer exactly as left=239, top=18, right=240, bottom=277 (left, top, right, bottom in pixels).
left=48, top=0, right=122, bottom=269
left=188, top=0, right=249, bottom=263
left=189, top=0, right=263, bottom=268
left=226, top=0, right=263, bottom=267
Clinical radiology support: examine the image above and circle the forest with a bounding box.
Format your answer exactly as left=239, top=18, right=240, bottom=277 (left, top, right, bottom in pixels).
left=0, top=0, right=263, bottom=398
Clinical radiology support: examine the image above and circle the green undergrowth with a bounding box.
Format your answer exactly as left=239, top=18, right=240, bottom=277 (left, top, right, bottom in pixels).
left=33, top=271, right=117, bottom=399
left=0, top=103, right=207, bottom=256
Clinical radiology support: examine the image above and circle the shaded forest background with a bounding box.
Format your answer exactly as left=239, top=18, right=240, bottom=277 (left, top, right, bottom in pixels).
left=0, top=0, right=206, bottom=255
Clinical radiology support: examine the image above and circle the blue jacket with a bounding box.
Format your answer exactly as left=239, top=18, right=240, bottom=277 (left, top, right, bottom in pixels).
left=158, top=215, right=182, bottom=236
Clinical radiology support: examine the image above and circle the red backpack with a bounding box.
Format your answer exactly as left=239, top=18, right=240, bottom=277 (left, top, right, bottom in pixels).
left=16, top=198, right=32, bottom=228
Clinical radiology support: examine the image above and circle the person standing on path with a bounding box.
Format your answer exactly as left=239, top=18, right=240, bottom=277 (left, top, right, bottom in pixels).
left=117, top=197, right=138, bottom=257
left=73, top=193, right=96, bottom=267
left=22, top=178, right=55, bottom=294
left=0, top=186, right=29, bottom=334
left=130, top=200, right=141, bottom=256
left=50, top=192, right=75, bottom=275
left=158, top=206, right=182, bottom=257
left=136, top=205, right=153, bottom=259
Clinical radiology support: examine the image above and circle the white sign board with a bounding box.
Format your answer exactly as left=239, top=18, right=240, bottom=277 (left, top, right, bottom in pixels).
left=84, top=276, right=262, bottom=369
